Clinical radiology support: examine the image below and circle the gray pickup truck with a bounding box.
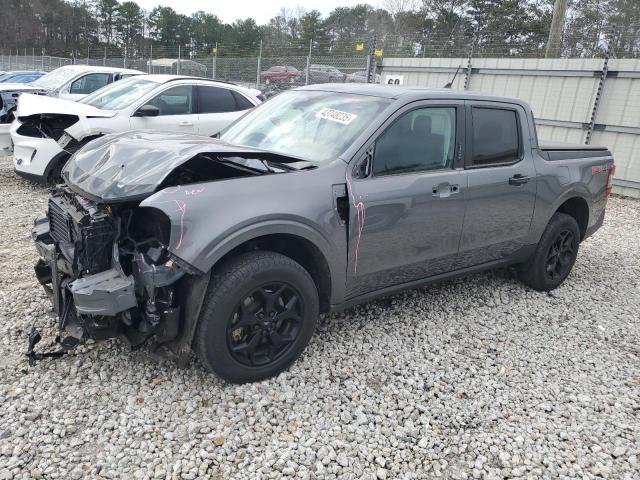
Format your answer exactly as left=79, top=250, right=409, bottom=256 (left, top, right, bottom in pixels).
left=31, top=85, right=615, bottom=383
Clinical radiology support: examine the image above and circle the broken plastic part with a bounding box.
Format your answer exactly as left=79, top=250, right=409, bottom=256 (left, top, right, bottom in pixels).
left=26, top=328, right=76, bottom=366
left=69, top=268, right=137, bottom=316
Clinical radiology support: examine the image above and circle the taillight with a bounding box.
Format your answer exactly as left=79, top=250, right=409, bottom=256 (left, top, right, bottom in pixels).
left=606, top=164, right=616, bottom=197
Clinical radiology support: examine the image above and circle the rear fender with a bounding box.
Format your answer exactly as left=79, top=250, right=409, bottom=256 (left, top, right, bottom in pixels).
left=531, top=185, right=592, bottom=242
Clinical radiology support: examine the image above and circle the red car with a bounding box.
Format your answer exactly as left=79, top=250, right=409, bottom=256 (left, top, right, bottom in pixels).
left=259, top=65, right=302, bottom=84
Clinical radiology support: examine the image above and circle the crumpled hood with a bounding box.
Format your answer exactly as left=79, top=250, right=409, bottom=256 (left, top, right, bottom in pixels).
left=62, top=130, right=300, bottom=203
left=16, top=93, right=117, bottom=119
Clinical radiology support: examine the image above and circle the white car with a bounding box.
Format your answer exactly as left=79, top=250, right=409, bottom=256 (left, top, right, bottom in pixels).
left=0, top=65, right=144, bottom=155
left=12, top=75, right=263, bottom=182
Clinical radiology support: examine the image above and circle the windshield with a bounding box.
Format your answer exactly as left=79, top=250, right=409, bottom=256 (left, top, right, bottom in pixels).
left=80, top=78, right=158, bottom=110
left=220, top=90, right=391, bottom=163
left=1, top=74, right=38, bottom=83
left=31, top=67, right=80, bottom=90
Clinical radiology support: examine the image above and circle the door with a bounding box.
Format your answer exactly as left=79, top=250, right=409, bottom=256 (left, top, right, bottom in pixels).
left=130, top=84, right=198, bottom=134
left=346, top=103, right=467, bottom=299
left=457, top=103, right=537, bottom=267
left=196, top=85, right=253, bottom=136
left=61, top=73, right=112, bottom=101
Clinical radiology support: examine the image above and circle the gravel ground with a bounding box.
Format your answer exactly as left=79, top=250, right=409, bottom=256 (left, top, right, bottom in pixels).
left=0, top=154, right=639, bottom=480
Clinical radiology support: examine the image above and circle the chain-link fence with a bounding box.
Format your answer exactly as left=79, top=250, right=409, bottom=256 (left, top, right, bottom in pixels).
left=1, top=25, right=637, bottom=94
left=0, top=42, right=373, bottom=96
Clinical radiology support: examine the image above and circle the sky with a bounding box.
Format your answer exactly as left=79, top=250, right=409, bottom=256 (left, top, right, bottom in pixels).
left=135, top=0, right=376, bottom=25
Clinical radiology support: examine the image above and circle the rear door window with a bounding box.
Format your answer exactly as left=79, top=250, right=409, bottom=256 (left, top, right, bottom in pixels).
left=470, top=107, right=521, bottom=166
left=197, top=86, right=237, bottom=113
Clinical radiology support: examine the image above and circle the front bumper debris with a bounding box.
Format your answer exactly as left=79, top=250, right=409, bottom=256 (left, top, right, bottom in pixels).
left=70, top=269, right=137, bottom=317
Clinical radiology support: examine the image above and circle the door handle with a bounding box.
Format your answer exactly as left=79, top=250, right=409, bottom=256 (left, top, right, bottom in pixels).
left=179, top=121, right=194, bottom=126
left=432, top=183, right=460, bottom=198
left=509, top=174, right=531, bottom=186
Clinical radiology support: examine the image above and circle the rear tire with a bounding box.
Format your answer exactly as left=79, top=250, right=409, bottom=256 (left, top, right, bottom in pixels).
left=194, top=251, right=319, bottom=383
left=518, top=212, right=580, bottom=291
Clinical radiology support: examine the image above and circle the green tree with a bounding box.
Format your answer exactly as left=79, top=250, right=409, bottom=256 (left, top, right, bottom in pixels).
left=609, top=0, right=640, bottom=56
left=94, top=0, right=119, bottom=45
left=190, top=11, right=223, bottom=52
left=324, top=5, right=373, bottom=52
left=300, top=10, right=330, bottom=52
left=147, top=6, right=191, bottom=49
left=115, top=1, right=143, bottom=50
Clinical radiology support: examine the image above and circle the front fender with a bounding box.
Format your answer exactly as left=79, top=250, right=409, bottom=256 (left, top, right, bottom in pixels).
left=140, top=163, right=348, bottom=303
left=65, top=117, right=119, bottom=142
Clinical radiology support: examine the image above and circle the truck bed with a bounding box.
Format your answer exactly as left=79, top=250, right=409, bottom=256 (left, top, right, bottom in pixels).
left=540, top=142, right=612, bottom=161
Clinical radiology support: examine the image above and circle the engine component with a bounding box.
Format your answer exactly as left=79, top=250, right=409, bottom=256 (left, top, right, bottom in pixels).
left=48, top=189, right=115, bottom=275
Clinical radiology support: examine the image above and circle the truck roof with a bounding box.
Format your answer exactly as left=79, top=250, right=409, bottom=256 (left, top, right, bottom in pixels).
left=298, top=83, right=528, bottom=107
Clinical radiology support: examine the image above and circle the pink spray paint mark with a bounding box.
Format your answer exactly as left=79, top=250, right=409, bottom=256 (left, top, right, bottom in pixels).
left=345, top=173, right=366, bottom=273
left=156, top=186, right=207, bottom=250
left=173, top=199, right=187, bottom=250
left=185, top=186, right=205, bottom=196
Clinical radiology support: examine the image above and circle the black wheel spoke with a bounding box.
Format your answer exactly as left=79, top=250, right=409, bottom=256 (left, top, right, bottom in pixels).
left=274, top=295, right=299, bottom=323
left=270, top=330, right=292, bottom=348
left=231, top=332, right=262, bottom=355
left=234, top=304, right=258, bottom=329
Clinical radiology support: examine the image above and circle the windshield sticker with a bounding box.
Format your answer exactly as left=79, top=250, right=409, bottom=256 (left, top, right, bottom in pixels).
left=316, top=107, right=357, bottom=125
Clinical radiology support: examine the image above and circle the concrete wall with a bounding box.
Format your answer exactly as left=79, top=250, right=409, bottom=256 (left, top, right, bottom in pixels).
left=381, top=57, right=640, bottom=197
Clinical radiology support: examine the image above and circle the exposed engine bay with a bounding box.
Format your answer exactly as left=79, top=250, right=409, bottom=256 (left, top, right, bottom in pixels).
left=33, top=185, right=185, bottom=352
left=16, top=113, right=79, bottom=142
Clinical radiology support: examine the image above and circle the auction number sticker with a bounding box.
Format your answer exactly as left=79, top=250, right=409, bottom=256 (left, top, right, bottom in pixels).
left=316, top=107, right=357, bottom=125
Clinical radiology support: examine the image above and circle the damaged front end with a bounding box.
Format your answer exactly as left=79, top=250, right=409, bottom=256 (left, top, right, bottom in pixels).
left=30, top=131, right=317, bottom=364
left=32, top=185, right=190, bottom=358
left=1, top=88, right=49, bottom=155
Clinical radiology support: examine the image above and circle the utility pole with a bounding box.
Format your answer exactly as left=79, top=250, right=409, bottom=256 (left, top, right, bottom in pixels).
left=545, top=0, right=569, bottom=58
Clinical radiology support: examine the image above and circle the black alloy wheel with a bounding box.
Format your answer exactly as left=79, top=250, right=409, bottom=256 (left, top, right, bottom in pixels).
left=545, top=229, right=576, bottom=281
left=518, top=212, right=581, bottom=291
left=227, top=282, right=303, bottom=367
left=195, top=251, right=319, bottom=383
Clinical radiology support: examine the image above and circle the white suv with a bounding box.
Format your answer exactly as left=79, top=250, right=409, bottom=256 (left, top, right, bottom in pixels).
left=12, top=75, right=263, bottom=183
left=0, top=65, right=143, bottom=155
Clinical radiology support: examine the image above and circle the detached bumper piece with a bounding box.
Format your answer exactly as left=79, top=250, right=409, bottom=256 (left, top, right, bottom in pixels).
left=69, top=269, right=136, bottom=317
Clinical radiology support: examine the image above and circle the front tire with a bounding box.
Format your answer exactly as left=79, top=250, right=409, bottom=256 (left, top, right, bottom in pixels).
left=518, top=212, right=580, bottom=291
left=194, top=251, right=319, bottom=383
left=47, top=154, right=70, bottom=185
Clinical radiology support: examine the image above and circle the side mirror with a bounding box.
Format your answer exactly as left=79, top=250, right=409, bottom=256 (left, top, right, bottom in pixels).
left=134, top=104, right=160, bottom=117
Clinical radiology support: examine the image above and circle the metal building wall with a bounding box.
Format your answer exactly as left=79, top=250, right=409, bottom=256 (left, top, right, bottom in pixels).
left=381, top=57, right=640, bottom=197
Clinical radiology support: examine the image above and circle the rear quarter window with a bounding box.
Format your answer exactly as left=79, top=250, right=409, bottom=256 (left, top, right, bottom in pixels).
left=232, top=91, right=254, bottom=110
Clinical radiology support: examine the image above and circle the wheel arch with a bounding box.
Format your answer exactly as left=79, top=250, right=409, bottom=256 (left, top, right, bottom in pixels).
left=44, top=134, right=105, bottom=182
left=553, top=195, right=590, bottom=240
left=210, top=231, right=334, bottom=314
